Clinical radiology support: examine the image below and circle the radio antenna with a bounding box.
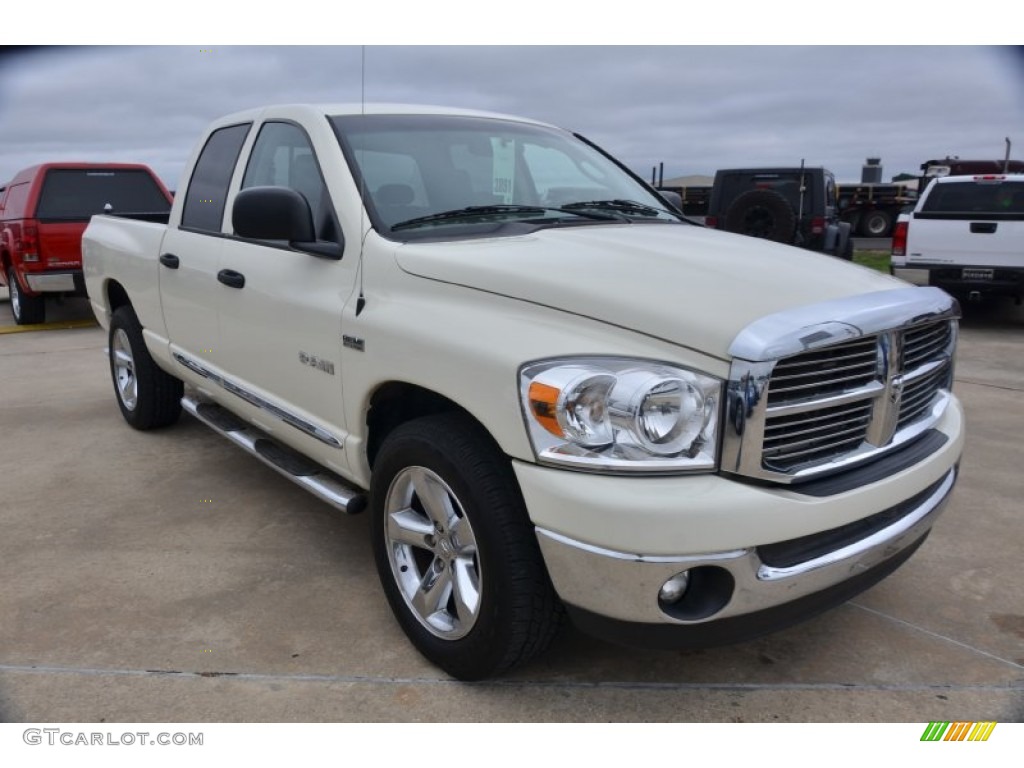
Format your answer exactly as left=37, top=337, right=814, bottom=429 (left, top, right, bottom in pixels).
left=356, top=45, right=367, bottom=316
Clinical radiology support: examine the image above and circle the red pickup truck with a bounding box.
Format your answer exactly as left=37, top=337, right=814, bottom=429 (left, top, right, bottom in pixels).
left=0, top=163, right=172, bottom=324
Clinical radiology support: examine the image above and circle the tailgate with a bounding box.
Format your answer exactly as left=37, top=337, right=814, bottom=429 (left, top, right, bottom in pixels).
left=37, top=221, right=87, bottom=271
left=907, top=177, right=1024, bottom=268
left=906, top=216, right=1024, bottom=267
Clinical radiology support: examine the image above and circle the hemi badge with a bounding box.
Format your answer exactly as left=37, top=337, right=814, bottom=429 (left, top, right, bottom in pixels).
left=343, top=335, right=365, bottom=352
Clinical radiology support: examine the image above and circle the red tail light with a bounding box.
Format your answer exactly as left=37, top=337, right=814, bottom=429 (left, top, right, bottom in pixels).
left=810, top=216, right=825, bottom=235
left=705, top=215, right=718, bottom=229
left=19, top=225, right=40, bottom=263
left=892, top=220, right=908, bottom=256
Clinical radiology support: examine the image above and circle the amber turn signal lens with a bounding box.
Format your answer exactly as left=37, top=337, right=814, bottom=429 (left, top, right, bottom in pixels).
left=528, top=381, right=562, bottom=437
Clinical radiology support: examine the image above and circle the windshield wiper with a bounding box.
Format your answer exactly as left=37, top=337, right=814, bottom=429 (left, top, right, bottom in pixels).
left=561, top=199, right=667, bottom=217
left=391, top=204, right=616, bottom=231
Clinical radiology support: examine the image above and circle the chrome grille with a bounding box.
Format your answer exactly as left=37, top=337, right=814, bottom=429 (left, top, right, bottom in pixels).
left=763, top=401, right=874, bottom=469
left=760, top=320, right=954, bottom=474
left=904, top=322, right=952, bottom=369
left=767, top=337, right=877, bottom=406
left=722, top=287, right=959, bottom=484
left=898, top=364, right=950, bottom=429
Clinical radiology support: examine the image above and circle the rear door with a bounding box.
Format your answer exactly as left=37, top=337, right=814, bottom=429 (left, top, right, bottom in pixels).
left=160, top=123, right=251, bottom=374
left=908, top=177, right=1024, bottom=268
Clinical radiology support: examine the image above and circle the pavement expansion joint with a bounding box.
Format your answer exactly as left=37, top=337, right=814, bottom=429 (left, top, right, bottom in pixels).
left=953, top=378, right=1024, bottom=393
left=849, top=602, right=1024, bottom=671
left=1, top=663, right=1021, bottom=693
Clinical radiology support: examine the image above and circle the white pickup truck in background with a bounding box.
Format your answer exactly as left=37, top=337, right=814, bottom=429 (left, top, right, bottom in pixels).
left=83, top=104, right=964, bottom=680
left=892, top=173, right=1024, bottom=303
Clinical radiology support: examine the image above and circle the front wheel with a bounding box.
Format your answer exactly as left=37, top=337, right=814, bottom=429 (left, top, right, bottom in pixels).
left=371, top=413, right=563, bottom=680
left=109, top=305, right=183, bottom=430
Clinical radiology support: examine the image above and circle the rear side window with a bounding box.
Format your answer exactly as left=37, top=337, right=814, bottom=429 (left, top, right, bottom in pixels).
left=181, top=123, right=251, bottom=232
left=35, top=169, right=171, bottom=220
left=1, top=182, right=31, bottom=218
left=923, top=181, right=1024, bottom=214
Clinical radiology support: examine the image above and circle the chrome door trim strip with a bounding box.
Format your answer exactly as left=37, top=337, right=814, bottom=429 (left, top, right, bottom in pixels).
left=172, top=352, right=343, bottom=449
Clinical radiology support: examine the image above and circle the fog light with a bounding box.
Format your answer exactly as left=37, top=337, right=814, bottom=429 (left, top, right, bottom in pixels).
left=658, top=571, right=691, bottom=604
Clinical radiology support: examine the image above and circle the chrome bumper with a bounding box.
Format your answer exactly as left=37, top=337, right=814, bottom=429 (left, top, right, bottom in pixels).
left=25, top=271, right=79, bottom=293
left=536, top=467, right=956, bottom=625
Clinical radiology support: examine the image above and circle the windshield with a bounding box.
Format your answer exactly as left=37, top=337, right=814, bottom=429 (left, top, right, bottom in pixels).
left=330, top=114, right=679, bottom=239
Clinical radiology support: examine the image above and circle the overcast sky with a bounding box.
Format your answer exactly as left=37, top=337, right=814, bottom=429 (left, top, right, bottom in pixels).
left=1, top=46, right=1022, bottom=191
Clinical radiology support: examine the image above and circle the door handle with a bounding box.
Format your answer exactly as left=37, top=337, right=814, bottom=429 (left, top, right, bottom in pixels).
left=970, top=222, right=997, bottom=234
left=159, top=253, right=180, bottom=269
left=217, top=269, right=245, bottom=289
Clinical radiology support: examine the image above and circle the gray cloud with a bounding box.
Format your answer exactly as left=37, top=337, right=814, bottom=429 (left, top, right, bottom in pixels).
left=1, top=45, right=1022, bottom=190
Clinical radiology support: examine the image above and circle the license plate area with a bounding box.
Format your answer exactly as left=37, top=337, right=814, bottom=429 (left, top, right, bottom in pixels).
left=962, top=268, right=994, bottom=280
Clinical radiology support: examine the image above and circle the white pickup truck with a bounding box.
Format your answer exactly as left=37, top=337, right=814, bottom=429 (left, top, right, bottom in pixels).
left=891, top=173, right=1024, bottom=303
left=84, top=104, right=964, bottom=680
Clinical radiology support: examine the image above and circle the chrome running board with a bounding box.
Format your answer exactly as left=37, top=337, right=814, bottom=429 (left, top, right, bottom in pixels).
left=181, top=393, right=366, bottom=515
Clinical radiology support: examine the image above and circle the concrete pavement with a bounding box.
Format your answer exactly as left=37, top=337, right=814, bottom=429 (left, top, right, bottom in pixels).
left=0, top=294, right=1021, bottom=722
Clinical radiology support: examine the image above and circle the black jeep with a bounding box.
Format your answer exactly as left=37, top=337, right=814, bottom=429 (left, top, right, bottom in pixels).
left=705, top=166, right=853, bottom=259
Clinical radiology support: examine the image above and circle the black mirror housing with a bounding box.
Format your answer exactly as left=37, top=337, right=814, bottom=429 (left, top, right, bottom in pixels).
left=233, top=186, right=315, bottom=242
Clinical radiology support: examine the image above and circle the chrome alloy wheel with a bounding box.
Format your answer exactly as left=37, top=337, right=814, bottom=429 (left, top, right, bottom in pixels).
left=384, top=466, right=481, bottom=639
left=111, top=328, right=138, bottom=411
left=9, top=276, right=21, bottom=319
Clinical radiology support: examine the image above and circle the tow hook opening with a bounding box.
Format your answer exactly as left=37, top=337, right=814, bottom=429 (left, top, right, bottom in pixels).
left=657, top=565, right=735, bottom=621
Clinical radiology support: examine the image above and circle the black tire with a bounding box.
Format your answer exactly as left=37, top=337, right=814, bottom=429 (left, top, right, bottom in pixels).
left=859, top=209, right=892, bottom=237
left=108, top=305, right=183, bottom=430
left=723, top=189, right=797, bottom=243
left=371, top=413, right=563, bottom=680
left=7, top=267, right=46, bottom=325
left=840, top=234, right=854, bottom=261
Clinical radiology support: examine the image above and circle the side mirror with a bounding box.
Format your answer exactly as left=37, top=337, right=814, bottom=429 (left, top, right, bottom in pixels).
left=233, top=186, right=315, bottom=242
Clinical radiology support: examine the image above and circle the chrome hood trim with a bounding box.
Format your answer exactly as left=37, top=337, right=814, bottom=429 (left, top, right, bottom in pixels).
left=729, top=287, right=960, bottom=362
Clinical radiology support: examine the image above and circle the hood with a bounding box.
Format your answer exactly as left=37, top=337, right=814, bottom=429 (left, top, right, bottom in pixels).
left=394, top=223, right=902, bottom=360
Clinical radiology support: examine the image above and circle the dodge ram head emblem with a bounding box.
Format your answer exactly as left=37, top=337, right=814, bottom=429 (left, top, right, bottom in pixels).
left=866, top=331, right=905, bottom=447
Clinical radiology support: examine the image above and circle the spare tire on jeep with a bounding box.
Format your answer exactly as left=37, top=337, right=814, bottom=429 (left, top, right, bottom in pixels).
left=724, top=189, right=797, bottom=244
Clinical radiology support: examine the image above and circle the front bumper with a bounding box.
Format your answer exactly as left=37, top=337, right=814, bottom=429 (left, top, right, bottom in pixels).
left=537, top=467, right=953, bottom=642
left=517, top=397, right=962, bottom=646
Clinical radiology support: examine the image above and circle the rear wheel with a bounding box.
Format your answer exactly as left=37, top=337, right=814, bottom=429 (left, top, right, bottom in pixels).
left=7, top=268, right=45, bottom=325
left=109, top=305, right=183, bottom=430
left=859, top=209, right=892, bottom=237
left=371, top=413, right=563, bottom=680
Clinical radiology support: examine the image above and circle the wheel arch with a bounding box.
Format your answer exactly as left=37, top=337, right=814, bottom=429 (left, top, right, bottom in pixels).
left=105, top=279, right=132, bottom=314
left=365, top=381, right=503, bottom=471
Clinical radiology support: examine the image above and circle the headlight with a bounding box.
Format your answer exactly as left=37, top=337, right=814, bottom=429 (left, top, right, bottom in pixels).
left=520, top=358, right=721, bottom=473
